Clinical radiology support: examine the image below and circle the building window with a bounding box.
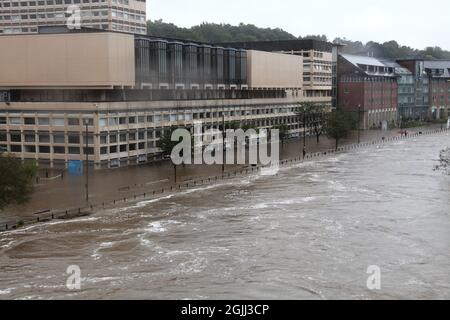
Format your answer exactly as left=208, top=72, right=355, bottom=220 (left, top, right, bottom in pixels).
left=119, top=117, right=127, bottom=125
left=39, top=146, right=51, bottom=153
left=83, top=147, right=94, bottom=155
left=52, top=118, right=65, bottom=126
left=10, top=133, right=21, bottom=142
left=9, top=117, right=22, bottom=125
left=68, top=147, right=80, bottom=154
left=53, top=146, right=65, bottom=154
left=68, top=118, right=80, bottom=126
left=53, top=134, right=65, bottom=144
left=99, top=118, right=107, bottom=127
left=39, top=134, right=50, bottom=143
left=24, top=134, right=35, bottom=143
left=10, top=145, right=22, bottom=153
left=38, top=118, right=50, bottom=125
left=24, top=145, right=36, bottom=153
left=24, top=118, right=36, bottom=125
left=68, top=135, right=80, bottom=144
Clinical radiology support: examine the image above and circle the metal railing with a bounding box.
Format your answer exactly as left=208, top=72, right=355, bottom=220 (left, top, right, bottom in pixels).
left=1, top=127, right=448, bottom=233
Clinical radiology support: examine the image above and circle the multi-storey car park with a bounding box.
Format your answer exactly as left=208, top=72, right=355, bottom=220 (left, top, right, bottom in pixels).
left=0, top=27, right=328, bottom=170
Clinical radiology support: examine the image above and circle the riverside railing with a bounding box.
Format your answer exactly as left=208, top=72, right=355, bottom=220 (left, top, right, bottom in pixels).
left=1, top=127, right=448, bottom=232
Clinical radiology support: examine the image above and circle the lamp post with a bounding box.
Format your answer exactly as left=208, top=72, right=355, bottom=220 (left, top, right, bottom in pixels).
left=83, top=118, right=89, bottom=204
left=222, top=113, right=226, bottom=177
left=303, top=107, right=307, bottom=159
left=358, top=104, right=361, bottom=144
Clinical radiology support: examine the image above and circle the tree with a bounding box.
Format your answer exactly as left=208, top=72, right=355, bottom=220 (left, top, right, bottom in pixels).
left=325, top=109, right=357, bottom=150
left=0, top=155, right=37, bottom=210
left=147, top=20, right=450, bottom=60
left=157, top=127, right=181, bottom=158
left=273, top=125, right=289, bottom=145
left=226, top=121, right=241, bottom=130
left=434, top=148, right=450, bottom=175
left=297, top=102, right=329, bottom=144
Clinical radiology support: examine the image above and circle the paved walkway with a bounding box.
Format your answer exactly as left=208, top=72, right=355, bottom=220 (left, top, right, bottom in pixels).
left=0, top=124, right=446, bottom=225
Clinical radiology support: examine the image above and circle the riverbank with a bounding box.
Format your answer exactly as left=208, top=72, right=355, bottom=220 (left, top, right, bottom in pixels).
left=0, top=124, right=448, bottom=231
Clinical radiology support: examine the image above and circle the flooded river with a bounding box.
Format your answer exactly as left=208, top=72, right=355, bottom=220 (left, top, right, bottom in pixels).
left=0, top=133, right=449, bottom=299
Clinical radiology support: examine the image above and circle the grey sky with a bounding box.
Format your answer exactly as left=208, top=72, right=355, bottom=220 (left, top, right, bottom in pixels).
left=147, top=0, right=450, bottom=50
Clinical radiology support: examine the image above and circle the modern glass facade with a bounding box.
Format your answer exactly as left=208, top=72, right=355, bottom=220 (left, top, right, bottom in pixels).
left=135, top=37, right=248, bottom=89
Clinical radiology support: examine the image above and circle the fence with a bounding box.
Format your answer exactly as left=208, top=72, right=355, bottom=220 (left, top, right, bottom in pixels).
left=1, top=127, right=448, bottom=233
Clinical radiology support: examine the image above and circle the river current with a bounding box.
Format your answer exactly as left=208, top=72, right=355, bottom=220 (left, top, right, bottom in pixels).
left=0, top=133, right=449, bottom=299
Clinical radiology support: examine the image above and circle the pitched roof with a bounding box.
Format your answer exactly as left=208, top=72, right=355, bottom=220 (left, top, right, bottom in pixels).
left=340, top=54, right=386, bottom=68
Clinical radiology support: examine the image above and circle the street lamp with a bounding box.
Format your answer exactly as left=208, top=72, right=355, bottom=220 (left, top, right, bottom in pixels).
left=358, top=104, right=361, bottom=144
left=302, top=107, right=307, bottom=159
left=222, top=111, right=226, bottom=177
left=83, top=118, right=90, bottom=204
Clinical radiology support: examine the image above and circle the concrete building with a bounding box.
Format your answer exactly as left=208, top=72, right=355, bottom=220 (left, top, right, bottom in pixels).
left=0, top=29, right=315, bottom=169
left=382, top=60, right=416, bottom=120
left=338, top=54, right=398, bottom=129
left=398, top=59, right=450, bottom=120
left=0, top=0, right=147, bottom=35
left=217, top=40, right=336, bottom=107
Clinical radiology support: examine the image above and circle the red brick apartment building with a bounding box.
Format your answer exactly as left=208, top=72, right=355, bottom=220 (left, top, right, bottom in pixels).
left=338, top=54, right=398, bottom=129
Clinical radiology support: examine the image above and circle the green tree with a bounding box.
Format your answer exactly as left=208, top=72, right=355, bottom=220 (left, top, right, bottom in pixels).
left=0, top=155, right=37, bottom=210
left=225, top=121, right=241, bottom=130
left=325, top=109, right=356, bottom=150
left=297, top=102, right=329, bottom=144
left=242, top=123, right=258, bottom=132
left=273, top=125, right=289, bottom=145
left=157, top=126, right=193, bottom=158
left=147, top=20, right=450, bottom=60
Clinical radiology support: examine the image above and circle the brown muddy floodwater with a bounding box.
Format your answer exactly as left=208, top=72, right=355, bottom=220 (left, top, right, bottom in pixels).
left=0, top=133, right=449, bottom=299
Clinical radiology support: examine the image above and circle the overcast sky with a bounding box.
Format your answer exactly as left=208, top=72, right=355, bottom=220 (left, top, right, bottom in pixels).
left=147, top=0, right=450, bottom=50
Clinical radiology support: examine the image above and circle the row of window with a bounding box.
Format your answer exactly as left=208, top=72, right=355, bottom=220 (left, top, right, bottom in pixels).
left=0, top=10, right=143, bottom=21
left=1, top=144, right=94, bottom=155
left=0, top=132, right=93, bottom=144
left=98, top=109, right=299, bottom=127
left=111, top=9, right=145, bottom=21
left=110, top=23, right=145, bottom=33
left=0, top=0, right=106, bottom=7
left=0, top=116, right=93, bottom=126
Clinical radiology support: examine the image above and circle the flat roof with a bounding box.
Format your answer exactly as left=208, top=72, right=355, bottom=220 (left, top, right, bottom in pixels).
left=216, top=39, right=334, bottom=53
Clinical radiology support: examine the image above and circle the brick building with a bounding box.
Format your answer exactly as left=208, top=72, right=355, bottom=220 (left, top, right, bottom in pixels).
left=398, top=59, right=450, bottom=120
left=338, top=54, right=398, bottom=129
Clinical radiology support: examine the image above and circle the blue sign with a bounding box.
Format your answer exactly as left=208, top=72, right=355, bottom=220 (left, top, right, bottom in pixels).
left=68, top=160, right=83, bottom=176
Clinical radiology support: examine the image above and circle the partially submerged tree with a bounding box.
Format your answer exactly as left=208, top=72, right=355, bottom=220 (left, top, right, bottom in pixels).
left=273, top=125, right=289, bottom=145
left=297, top=102, right=329, bottom=144
left=325, top=109, right=357, bottom=150
left=434, top=148, right=450, bottom=174
left=0, top=155, right=37, bottom=210
left=157, top=127, right=183, bottom=158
